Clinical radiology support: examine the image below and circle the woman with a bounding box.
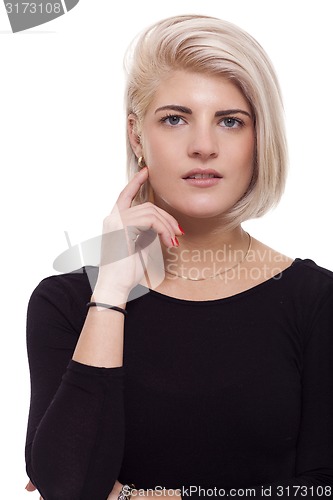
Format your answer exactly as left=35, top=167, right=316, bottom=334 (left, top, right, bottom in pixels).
left=25, top=14, right=333, bottom=499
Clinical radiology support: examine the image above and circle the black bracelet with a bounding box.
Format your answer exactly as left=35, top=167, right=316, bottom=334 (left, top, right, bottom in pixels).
left=86, top=302, right=127, bottom=316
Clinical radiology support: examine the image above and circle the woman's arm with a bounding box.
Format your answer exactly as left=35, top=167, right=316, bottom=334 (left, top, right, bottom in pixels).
left=25, top=168, right=182, bottom=499
left=25, top=272, right=126, bottom=500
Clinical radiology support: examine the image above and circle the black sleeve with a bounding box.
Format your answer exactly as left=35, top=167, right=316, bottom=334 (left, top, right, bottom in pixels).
left=25, top=273, right=125, bottom=500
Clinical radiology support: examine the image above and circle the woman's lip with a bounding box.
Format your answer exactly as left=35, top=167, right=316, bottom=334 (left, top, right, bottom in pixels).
left=183, top=177, right=222, bottom=187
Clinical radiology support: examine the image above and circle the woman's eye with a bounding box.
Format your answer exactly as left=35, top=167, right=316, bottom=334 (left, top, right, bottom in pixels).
left=221, top=117, right=243, bottom=128
left=161, top=115, right=185, bottom=126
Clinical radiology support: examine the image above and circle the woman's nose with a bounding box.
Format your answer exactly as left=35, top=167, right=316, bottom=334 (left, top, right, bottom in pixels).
left=187, top=126, right=219, bottom=160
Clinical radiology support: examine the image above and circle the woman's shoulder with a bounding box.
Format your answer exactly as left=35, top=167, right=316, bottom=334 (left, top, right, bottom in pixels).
left=249, top=238, right=333, bottom=299
left=29, top=266, right=98, bottom=307
left=268, top=257, right=333, bottom=319
left=27, top=266, right=99, bottom=334
left=290, top=257, right=333, bottom=290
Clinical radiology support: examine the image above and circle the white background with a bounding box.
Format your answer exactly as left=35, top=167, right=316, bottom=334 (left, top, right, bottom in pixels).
left=1, top=0, right=332, bottom=497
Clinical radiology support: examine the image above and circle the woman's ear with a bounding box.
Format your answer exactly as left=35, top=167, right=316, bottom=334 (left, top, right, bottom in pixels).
left=127, top=113, right=143, bottom=158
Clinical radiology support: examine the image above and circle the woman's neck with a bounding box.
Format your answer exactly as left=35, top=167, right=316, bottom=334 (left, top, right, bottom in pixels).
left=162, top=222, right=249, bottom=280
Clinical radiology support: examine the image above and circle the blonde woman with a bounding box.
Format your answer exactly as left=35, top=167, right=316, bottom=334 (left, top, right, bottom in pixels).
left=25, top=15, right=333, bottom=500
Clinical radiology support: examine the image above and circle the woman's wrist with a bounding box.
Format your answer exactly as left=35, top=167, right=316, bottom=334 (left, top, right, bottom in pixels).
left=91, top=285, right=129, bottom=309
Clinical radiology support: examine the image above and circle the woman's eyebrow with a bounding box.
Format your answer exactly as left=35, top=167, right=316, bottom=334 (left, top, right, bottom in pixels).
left=154, top=105, right=252, bottom=118
left=155, top=105, right=192, bottom=114
left=215, top=109, right=252, bottom=118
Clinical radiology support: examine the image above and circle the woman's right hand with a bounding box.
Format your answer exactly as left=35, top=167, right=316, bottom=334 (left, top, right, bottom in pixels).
left=93, top=167, right=183, bottom=304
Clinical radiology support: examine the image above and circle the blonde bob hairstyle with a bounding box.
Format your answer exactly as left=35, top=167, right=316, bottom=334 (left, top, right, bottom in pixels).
left=124, top=15, right=288, bottom=228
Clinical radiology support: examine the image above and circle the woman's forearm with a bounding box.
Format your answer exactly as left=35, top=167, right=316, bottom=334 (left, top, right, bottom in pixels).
left=72, top=287, right=128, bottom=368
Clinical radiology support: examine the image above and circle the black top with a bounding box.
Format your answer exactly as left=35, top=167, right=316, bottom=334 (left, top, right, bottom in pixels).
left=25, top=258, right=333, bottom=499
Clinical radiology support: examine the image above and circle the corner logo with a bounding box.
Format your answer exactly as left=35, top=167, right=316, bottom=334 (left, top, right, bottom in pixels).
left=4, top=0, right=79, bottom=33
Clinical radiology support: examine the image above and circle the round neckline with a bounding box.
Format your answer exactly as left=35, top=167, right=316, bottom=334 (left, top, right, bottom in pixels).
left=139, top=258, right=303, bottom=305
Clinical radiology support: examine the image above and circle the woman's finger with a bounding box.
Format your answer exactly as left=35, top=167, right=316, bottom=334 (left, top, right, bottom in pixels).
left=25, top=480, right=36, bottom=492
left=113, top=167, right=149, bottom=212
left=123, top=210, right=177, bottom=249
left=124, top=202, right=182, bottom=237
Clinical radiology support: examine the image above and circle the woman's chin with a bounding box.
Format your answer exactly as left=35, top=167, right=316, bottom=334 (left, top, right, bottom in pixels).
left=154, top=193, right=235, bottom=219
left=170, top=204, right=231, bottom=220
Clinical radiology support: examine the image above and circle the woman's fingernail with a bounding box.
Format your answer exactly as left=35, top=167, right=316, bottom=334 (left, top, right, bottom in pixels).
left=174, top=237, right=179, bottom=246
left=178, top=224, right=185, bottom=234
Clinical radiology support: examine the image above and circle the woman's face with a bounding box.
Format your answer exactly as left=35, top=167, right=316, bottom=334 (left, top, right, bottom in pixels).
left=131, top=70, right=255, bottom=220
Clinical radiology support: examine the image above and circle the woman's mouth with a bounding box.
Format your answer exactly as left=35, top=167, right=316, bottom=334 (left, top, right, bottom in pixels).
left=183, top=173, right=222, bottom=187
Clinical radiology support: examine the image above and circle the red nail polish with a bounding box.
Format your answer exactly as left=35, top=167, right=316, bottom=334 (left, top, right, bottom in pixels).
left=171, top=238, right=176, bottom=246
left=174, top=237, right=179, bottom=246
left=178, top=224, right=185, bottom=234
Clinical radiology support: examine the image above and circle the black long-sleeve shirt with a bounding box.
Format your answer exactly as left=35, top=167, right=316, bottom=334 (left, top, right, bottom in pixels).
left=25, top=258, right=333, bottom=499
